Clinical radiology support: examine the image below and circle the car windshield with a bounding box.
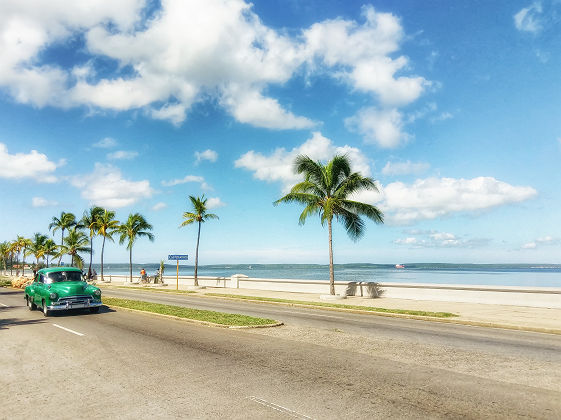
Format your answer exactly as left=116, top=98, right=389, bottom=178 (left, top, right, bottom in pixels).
left=45, top=271, right=83, bottom=283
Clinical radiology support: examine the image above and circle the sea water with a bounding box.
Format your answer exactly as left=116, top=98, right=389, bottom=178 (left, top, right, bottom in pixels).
left=89, top=263, right=561, bottom=287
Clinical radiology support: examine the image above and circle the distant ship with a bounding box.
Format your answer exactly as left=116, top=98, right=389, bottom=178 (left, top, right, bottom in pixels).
left=395, top=264, right=405, bottom=269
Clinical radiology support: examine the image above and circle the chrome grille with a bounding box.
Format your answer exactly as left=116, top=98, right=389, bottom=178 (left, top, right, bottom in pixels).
left=56, top=295, right=92, bottom=305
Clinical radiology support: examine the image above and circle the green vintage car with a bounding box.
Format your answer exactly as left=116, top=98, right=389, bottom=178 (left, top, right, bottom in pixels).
left=24, top=267, right=102, bottom=317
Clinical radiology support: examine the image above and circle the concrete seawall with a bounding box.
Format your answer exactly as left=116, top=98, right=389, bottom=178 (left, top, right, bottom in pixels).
left=103, top=274, right=561, bottom=309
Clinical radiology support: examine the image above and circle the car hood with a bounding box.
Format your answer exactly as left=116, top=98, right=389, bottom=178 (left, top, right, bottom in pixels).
left=49, top=281, right=89, bottom=296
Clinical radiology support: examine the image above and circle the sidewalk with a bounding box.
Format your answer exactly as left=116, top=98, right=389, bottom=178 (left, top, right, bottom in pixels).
left=100, top=280, right=561, bottom=334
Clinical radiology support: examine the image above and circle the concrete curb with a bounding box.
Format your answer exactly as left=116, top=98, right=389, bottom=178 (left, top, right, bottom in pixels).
left=103, top=304, right=284, bottom=329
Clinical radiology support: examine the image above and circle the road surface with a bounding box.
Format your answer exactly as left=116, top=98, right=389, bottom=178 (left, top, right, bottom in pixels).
left=1, top=288, right=560, bottom=419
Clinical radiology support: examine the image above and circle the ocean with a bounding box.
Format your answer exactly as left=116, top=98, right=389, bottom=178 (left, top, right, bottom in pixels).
left=88, top=263, right=561, bottom=287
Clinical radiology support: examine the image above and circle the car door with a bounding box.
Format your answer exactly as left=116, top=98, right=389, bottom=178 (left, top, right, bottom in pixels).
left=33, top=274, right=45, bottom=306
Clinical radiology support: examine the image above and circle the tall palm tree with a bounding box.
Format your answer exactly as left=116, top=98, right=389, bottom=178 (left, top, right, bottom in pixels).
left=14, top=236, right=32, bottom=276
left=180, top=195, right=219, bottom=287
left=55, top=228, right=90, bottom=269
left=49, top=212, right=77, bottom=265
left=42, top=239, right=58, bottom=268
left=118, top=213, right=154, bottom=283
left=96, top=209, right=120, bottom=282
left=0, top=241, right=9, bottom=274
left=81, top=206, right=104, bottom=278
left=27, top=233, right=48, bottom=268
left=8, top=241, right=17, bottom=276
left=275, top=154, right=384, bottom=295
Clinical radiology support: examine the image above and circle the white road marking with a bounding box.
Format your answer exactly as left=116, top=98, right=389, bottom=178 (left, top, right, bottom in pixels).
left=52, top=324, right=85, bottom=336
left=248, top=396, right=313, bottom=419
left=0, top=302, right=8, bottom=307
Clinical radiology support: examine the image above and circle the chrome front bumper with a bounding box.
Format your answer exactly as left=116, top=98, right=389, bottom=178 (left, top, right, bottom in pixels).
left=47, top=300, right=102, bottom=311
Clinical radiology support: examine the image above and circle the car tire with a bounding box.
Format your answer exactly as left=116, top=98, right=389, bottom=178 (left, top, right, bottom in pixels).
left=27, top=296, right=36, bottom=311
left=89, top=307, right=100, bottom=314
left=42, top=300, right=50, bottom=317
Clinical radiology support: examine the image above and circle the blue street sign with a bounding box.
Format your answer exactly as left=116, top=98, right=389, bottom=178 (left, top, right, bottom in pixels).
left=168, top=254, right=189, bottom=260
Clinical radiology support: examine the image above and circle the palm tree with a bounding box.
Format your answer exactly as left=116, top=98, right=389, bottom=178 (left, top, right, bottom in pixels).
left=8, top=241, right=17, bottom=276
left=117, top=213, right=154, bottom=283
left=96, top=209, right=120, bottom=282
left=180, top=195, right=219, bottom=287
left=14, top=236, right=32, bottom=276
left=49, top=212, right=77, bottom=265
left=275, top=154, right=384, bottom=295
left=81, top=206, right=104, bottom=278
left=55, top=228, right=90, bottom=269
left=0, top=241, right=9, bottom=275
left=42, top=239, right=58, bottom=268
left=27, top=233, right=48, bottom=268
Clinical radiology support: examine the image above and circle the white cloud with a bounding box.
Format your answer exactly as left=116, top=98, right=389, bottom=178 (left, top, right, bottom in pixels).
left=382, top=160, right=430, bottom=176
left=514, top=2, right=543, bottom=33
left=0, top=1, right=427, bottom=132
left=32, top=197, right=58, bottom=207
left=206, top=197, right=226, bottom=209
left=194, top=149, right=218, bottom=164
left=235, top=132, right=371, bottom=191
left=93, top=137, right=117, bottom=148
left=152, top=202, right=167, bottom=211
left=394, top=231, right=489, bottom=248
left=522, top=236, right=559, bottom=249
left=107, top=150, right=139, bottom=160
left=161, top=174, right=211, bottom=190
left=377, top=176, right=537, bottom=223
left=303, top=6, right=429, bottom=106
left=345, top=107, right=410, bottom=148
left=71, top=163, right=153, bottom=208
left=0, top=143, right=60, bottom=182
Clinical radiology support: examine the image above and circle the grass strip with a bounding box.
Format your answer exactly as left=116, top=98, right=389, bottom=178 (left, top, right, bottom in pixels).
left=0, top=279, right=12, bottom=287
left=103, top=296, right=278, bottom=326
left=205, top=293, right=458, bottom=318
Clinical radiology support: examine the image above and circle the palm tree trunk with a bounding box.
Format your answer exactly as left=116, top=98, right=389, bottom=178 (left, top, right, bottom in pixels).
left=101, top=236, right=106, bottom=282
left=10, top=254, right=13, bottom=276
left=46, top=255, right=49, bottom=268
left=88, top=237, right=93, bottom=278
left=58, top=229, right=65, bottom=265
left=328, top=218, right=335, bottom=295
left=129, top=246, right=133, bottom=283
left=22, top=252, right=26, bottom=276
left=194, top=221, right=201, bottom=286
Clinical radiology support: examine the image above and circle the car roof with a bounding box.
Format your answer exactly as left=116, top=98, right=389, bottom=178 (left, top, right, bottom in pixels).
left=38, top=267, right=83, bottom=274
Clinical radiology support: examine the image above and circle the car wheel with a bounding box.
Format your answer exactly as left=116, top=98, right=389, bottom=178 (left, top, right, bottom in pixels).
left=89, top=307, right=100, bottom=314
left=27, top=296, right=36, bottom=311
left=42, top=300, right=50, bottom=317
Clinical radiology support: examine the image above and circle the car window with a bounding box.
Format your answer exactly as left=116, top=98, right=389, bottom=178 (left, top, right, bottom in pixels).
left=45, top=271, right=83, bottom=283
left=38, top=274, right=44, bottom=283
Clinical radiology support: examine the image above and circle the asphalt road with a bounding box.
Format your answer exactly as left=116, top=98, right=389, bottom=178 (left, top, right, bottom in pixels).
left=1, top=288, right=560, bottom=419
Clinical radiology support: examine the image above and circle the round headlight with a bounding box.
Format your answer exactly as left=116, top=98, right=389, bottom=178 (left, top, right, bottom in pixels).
left=49, top=293, right=57, bottom=300
left=94, top=289, right=101, bottom=297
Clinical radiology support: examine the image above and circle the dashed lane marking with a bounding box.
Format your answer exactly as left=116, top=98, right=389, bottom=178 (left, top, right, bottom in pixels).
left=52, top=324, right=85, bottom=336
left=248, top=396, right=314, bottom=419
left=0, top=303, right=8, bottom=307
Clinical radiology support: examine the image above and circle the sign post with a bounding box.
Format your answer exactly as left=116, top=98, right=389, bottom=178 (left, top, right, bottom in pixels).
left=168, top=255, right=188, bottom=290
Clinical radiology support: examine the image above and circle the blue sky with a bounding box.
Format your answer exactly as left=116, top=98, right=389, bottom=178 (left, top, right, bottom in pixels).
left=0, top=0, right=560, bottom=264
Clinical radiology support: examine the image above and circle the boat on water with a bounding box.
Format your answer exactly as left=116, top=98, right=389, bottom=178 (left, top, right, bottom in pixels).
left=395, top=264, right=405, bottom=269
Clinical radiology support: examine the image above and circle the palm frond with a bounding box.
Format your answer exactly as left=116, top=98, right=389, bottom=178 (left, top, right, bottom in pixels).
left=341, top=200, right=384, bottom=224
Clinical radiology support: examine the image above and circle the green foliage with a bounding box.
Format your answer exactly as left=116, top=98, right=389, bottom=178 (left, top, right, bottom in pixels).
left=55, top=228, right=90, bottom=268
left=118, top=213, right=154, bottom=250
left=205, top=294, right=458, bottom=318
left=103, top=297, right=277, bottom=326
left=275, top=154, right=384, bottom=239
